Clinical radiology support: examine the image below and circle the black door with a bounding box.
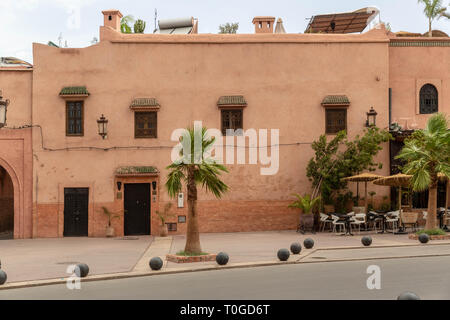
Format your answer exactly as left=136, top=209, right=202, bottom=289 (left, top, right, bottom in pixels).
left=64, top=188, right=89, bottom=237
left=124, top=183, right=151, bottom=236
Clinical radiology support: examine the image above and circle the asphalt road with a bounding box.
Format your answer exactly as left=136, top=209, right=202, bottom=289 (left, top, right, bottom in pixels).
left=1, top=255, right=450, bottom=300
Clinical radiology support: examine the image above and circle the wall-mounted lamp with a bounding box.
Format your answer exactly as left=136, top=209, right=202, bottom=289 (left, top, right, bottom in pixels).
left=366, top=107, right=378, bottom=127
left=97, top=114, right=108, bottom=139
left=0, top=90, right=11, bottom=129
left=117, top=181, right=122, bottom=191
left=152, top=181, right=157, bottom=191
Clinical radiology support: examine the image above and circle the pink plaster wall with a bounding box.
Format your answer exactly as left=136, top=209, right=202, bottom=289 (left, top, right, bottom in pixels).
left=0, top=69, right=33, bottom=238
left=3, top=13, right=449, bottom=238
left=389, top=38, right=450, bottom=129
left=30, top=25, right=395, bottom=237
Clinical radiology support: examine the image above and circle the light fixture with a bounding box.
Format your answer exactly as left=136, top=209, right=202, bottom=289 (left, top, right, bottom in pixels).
left=0, top=90, right=10, bottom=129
left=97, top=114, right=108, bottom=139
left=152, top=181, right=157, bottom=191
left=117, top=181, right=122, bottom=191
left=366, top=107, right=378, bottom=127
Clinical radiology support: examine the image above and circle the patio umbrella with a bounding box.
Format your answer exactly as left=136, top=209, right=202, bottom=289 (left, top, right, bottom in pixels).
left=373, top=173, right=412, bottom=233
left=342, top=173, right=385, bottom=213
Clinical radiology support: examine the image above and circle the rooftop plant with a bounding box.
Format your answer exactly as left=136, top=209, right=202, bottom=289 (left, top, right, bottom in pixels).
left=417, top=0, right=450, bottom=36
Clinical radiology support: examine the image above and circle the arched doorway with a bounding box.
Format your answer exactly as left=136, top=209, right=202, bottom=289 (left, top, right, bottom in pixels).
left=0, top=165, right=14, bottom=239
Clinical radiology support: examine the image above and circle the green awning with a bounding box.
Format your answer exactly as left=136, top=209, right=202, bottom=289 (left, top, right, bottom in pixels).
left=130, top=98, right=160, bottom=109
left=116, top=166, right=159, bottom=175
left=60, top=86, right=89, bottom=96
left=217, top=95, right=247, bottom=106
left=321, top=95, right=350, bottom=106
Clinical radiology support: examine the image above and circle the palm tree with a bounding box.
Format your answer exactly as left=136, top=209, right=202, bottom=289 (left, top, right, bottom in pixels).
left=120, top=15, right=135, bottom=34
left=417, top=0, right=450, bottom=36
left=166, top=127, right=228, bottom=254
left=396, top=113, right=450, bottom=230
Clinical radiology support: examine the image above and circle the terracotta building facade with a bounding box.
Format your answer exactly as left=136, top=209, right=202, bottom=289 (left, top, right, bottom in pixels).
left=0, top=10, right=448, bottom=238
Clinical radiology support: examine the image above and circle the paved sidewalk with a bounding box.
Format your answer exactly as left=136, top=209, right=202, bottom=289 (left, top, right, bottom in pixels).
left=133, top=237, right=172, bottom=272
left=2, top=230, right=450, bottom=286
left=165, top=230, right=450, bottom=270
left=0, top=237, right=152, bottom=283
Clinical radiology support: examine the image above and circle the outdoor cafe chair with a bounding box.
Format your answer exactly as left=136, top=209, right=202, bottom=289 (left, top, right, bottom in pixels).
left=385, top=210, right=400, bottom=233
left=350, top=213, right=366, bottom=234
left=320, top=213, right=333, bottom=232
left=443, top=209, right=450, bottom=228
left=331, top=214, right=346, bottom=234
left=367, top=211, right=381, bottom=232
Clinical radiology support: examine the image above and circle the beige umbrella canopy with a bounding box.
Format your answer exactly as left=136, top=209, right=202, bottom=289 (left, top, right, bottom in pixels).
left=342, top=173, right=385, bottom=213
left=373, top=174, right=412, bottom=229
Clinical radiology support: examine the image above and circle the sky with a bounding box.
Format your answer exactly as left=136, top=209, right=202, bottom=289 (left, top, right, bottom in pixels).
left=0, top=0, right=449, bottom=63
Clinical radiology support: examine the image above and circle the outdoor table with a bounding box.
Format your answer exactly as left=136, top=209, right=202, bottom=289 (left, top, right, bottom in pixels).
left=336, top=213, right=353, bottom=236
left=375, top=211, right=388, bottom=234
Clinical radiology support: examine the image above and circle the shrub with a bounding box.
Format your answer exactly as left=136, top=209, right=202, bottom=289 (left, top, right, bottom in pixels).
left=416, top=228, right=446, bottom=236
left=176, top=251, right=209, bottom=256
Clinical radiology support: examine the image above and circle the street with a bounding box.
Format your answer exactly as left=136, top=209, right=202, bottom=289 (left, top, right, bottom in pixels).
left=1, top=255, right=450, bottom=300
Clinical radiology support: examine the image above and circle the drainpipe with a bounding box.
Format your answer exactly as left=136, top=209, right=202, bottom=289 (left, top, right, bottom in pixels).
left=388, top=88, right=392, bottom=127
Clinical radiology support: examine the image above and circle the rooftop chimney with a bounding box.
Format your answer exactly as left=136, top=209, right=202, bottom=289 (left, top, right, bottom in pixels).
left=274, top=18, right=286, bottom=34
left=252, top=16, right=275, bottom=34
left=102, top=9, right=123, bottom=32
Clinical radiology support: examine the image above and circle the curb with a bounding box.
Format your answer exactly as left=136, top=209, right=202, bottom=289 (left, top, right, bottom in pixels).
left=2, top=242, right=450, bottom=291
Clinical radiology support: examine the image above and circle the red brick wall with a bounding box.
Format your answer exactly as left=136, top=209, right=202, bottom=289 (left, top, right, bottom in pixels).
left=34, top=199, right=298, bottom=237
left=162, top=200, right=298, bottom=235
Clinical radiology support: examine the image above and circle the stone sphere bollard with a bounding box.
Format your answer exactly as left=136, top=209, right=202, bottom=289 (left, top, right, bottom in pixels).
left=149, top=257, right=163, bottom=270
left=397, top=292, right=420, bottom=300
left=0, top=270, right=7, bottom=285
left=361, top=236, right=372, bottom=247
left=277, top=248, right=290, bottom=261
left=216, top=252, right=229, bottom=266
left=75, top=263, right=89, bottom=278
left=290, top=242, right=302, bottom=255
left=303, top=238, right=314, bottom=249
left=419, top=233, right=429, bottom=244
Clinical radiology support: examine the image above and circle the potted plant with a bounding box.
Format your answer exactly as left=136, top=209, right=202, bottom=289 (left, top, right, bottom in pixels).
left=102, top=207, right=120, bottom=237
left=156, top=203, right=174, bottom=237
left=289, top=194, right=321, bottom=233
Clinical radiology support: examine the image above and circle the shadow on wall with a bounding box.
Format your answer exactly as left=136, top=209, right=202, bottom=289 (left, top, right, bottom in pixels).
left=0, top=166, right=13, bottom=237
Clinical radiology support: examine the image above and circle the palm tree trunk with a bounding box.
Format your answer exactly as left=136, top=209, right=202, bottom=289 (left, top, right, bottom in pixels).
left=428, top=18, right=432, bottom=37
left=184, top=166, right=202, bottom=254
left=426, top=184, right=438, bottom=230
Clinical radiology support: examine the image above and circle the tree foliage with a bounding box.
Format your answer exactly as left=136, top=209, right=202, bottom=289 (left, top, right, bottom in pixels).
left=165, top=126, right=229, bottom=254
left=396, top=113, right=449, bottom=229
left=306, top=128, right=392, bottom=206
left=417, top=0, right=450, bottom=36
left=219, top=22, right=239, bottom=34
left=397, top=113, right=449, bottom=191
left=120, top=15, right=135, bottom=34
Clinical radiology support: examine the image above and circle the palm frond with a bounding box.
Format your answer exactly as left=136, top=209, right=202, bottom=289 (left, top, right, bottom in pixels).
left=166, top=126, right=229, bottom=199
left=165, top=167, right=185, bottom=198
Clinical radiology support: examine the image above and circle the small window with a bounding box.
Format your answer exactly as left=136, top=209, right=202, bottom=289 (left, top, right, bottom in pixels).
left=419, top=84, right=438, bottom=114
left=325, top=108, right=347, bottom=134
left=166, top=223, right=177, bottom=231
left=66, top=101, right=84, bottom=136
left=221, top=109, right=243, bottom=135
left=135, top=112, right=157, bottom=138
